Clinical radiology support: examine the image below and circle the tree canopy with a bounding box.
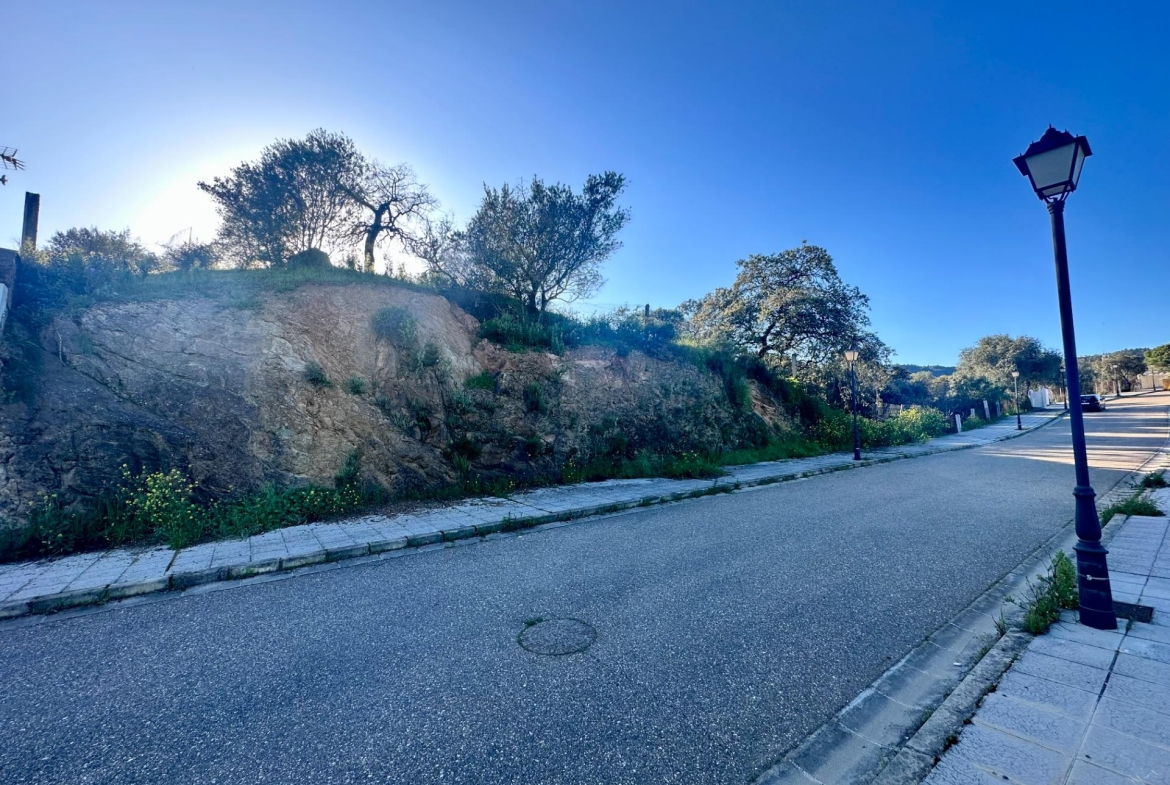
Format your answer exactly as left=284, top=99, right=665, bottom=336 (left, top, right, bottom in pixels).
left=43, top=227, right=158, bottom=275
left=686, top=243, right=873, bottom=367
left=198, top=129, right=363, bottom=267
left=956, top=334, right=1061, bottom=391
left=195, top=131, right=634, bottom=295
left=1146, top=343, right=1170, bottom=372
left=460, top=172, right=630, bottom=315
left=1083, top=349, right=1147, bottom=392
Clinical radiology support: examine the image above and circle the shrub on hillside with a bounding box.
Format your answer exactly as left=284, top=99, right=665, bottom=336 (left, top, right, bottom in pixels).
left=371, top=306, right=417, bottom=345
left=479, top=313, right=564, bottom=353
left=567, top=307, right=683, bottom=358
left=162, top=240, right=218, bottom=273
left=303, top=361, right=331, bottom=387
left=1, top=462, right=385, bottom=561
left=523, top=382, right=548, bottom=414
left=287, top=249, right=332, bottom=270
left=464, top=371, right=496, bottom=391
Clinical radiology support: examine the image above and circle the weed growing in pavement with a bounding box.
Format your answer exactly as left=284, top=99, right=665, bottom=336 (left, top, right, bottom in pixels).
left=1101, top=490, right=1164, bottom=525
left=1139, top=471, right=1169, bottom=490
left=973, top=637, right=994, bottom=662
left=1006, top=551, right=1079, bottom=635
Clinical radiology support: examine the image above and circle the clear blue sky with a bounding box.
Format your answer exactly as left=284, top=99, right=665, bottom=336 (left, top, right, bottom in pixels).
left=3, top=1, right=1167, bottom=365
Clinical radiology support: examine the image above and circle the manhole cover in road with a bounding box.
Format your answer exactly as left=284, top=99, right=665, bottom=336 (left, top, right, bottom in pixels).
left=518, top=618, right=597, bottom=656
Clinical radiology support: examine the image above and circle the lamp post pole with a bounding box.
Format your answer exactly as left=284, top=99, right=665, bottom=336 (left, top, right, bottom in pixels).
left=1113, top=365, right=1121, bottom=398
left=1013, top=372, right=1022, bottom=430
left=1049, top=199, right=1116, bottom=629
left=844, top=349, right=861, bottom=461
left=849, top=361, right=861, bottom=461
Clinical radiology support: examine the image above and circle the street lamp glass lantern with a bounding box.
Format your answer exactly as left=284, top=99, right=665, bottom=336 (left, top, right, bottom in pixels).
left=844, top=349, right=859, bottom=363
left=1012, top=371, right=1020, bottom=378
left=1013, top=127, right=1092, bottom=201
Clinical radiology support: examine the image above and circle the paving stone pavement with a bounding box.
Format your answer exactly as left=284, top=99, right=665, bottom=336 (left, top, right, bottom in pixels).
left=0, top=410, right=1062, bottom=620
left=923, top=486, right=1170, bottom=785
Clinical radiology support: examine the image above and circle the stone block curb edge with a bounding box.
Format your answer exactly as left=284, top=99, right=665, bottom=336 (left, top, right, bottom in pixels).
left=0, top=411, right=1068, bottom=623
left=869, top=630, right=1033, bottom=785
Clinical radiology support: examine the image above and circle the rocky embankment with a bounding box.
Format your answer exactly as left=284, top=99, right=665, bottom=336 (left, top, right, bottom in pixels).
left=0, top=282, right=793, bottom=526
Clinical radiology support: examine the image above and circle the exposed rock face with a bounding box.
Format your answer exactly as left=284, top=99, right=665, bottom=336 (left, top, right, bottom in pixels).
left=0, top=283, right=792, bottom=525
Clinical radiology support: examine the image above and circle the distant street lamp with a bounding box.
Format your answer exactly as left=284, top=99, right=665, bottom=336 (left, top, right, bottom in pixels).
left=1011, top=370, right=1022, bottom=429
left=844, top=349, right=861, bottom=461
left=1014, top=126, right=1116, bottom=630
left=1061, top=363, right=1068, bottom=410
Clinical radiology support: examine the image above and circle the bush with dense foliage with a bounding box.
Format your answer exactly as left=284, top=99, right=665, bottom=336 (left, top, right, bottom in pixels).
left=812, top=406, right=949, bottom=450
left=287, top=248, right=332, bottom=270
left=371, top=306, right=417, bottom=345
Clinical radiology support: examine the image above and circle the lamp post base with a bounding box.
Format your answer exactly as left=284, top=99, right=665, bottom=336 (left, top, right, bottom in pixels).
left=1073, top=485, right=1117, bottom=630
left=1075, top=546, right=1118, bottom=630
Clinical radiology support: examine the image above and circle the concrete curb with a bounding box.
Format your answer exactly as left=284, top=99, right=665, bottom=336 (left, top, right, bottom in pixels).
left=870, top=630, right=1033, bottom=785
left=0, top=412, right=1067, bottom=622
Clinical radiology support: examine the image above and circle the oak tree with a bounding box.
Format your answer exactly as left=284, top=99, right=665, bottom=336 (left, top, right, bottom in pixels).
left=687, top=243, right=872, bottom=367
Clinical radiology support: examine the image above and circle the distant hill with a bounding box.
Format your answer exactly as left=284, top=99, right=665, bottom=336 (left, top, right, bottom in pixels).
left=896, top=364, right=956, bottom=376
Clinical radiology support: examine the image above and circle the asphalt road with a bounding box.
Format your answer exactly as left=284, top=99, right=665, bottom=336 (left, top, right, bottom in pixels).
left=1, top=394, right=1166, bottom=785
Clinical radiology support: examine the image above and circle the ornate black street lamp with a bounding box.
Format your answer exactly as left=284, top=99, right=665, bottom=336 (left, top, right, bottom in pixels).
left=1014, top=127, right=1116, bottom=630
left=1012, top=370, right=1022, bottom=430
left=844, top=349, right=861, bottom=461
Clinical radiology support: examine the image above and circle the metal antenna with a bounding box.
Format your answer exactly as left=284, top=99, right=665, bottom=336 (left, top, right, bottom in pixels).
left=1, top=147, right=25, bottom=185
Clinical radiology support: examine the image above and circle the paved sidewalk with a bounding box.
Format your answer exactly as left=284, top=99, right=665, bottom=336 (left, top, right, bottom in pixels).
left=924, top=487, right=1170, bottom=785
left=0, top=410, right=1062, bottom=620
